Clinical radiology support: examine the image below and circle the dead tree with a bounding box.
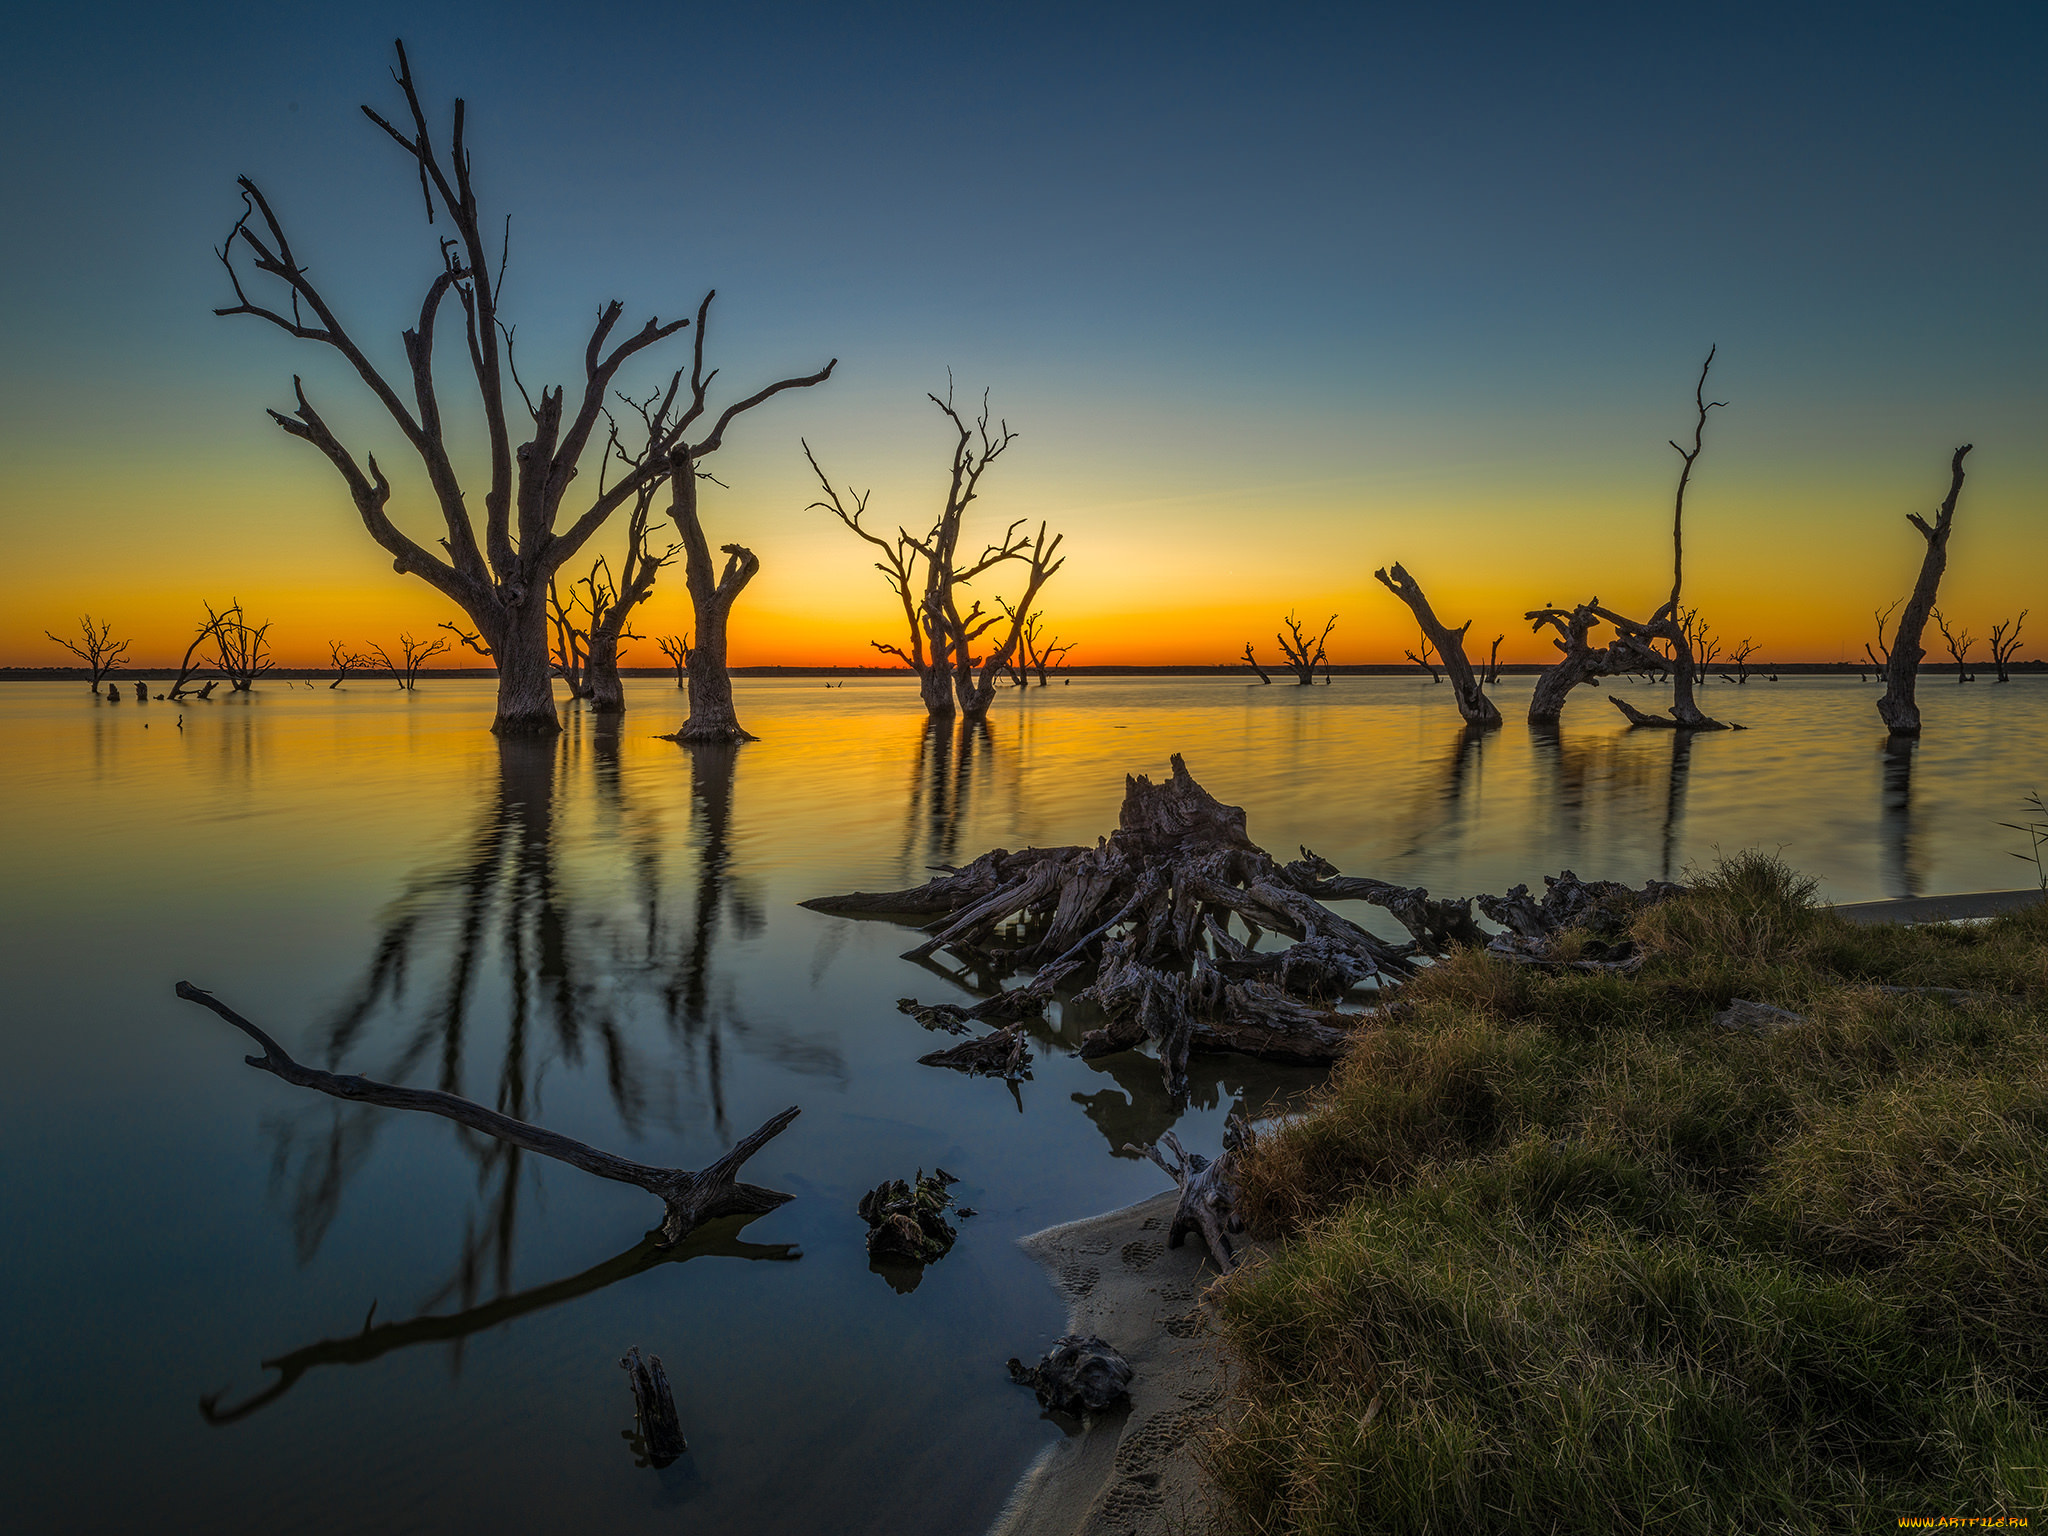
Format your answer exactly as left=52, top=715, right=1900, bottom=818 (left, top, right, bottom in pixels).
left=208, top=600, right=275, bottom=691
left=1241, top=641, right=1273, bottom=684
left=1276, top=612, right=1336, bottom=685
left=1405, top=630, right=1441, bottom=683
left=1522, top=600, right=1669, bottom=724
left=370, top=632, right=452, bottom=690
left=45, top=615, right=130, bottom=689
left=327, top=640, right=368, bottom=688
left=1023, top=615, right=1075, bottom=686
left=1591, top=349, right=1728, bottom=730
left=1876, top=445, right=1973, bottom=735
left=1483, top=634, right=1504, bottom=686
left=656, top=634, right=691, bottom=690
left=547, top=578, right=594, bottom=698
left=215, top=44, right=830, bottom=737
left=1681, top=610, right=1721, bottom=683
left=1865, top=600, right=1902, bottom=675
left=811, top=386, right=1060, bottom=724
left=165, top=605, right=233, bottom=700
left=174, top=981, right=798, bottom=1246
left=1728, top=637, right=1758, bottom=684
left=1932, top=609, right=1976, bottom=683
left=1990, top=612, right=2027, bottom=682
left=1372, top=565, right=1500, bottom=728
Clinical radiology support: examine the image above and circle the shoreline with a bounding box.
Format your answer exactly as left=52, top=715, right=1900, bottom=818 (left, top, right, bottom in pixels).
left=988, top=1191, right=1238, bottom=1536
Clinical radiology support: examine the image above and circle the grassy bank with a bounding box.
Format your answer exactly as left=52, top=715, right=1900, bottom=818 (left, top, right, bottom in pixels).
left=1210, top=856, right=2048, bottom=1533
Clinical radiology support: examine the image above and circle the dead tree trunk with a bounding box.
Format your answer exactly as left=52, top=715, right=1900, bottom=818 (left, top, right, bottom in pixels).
left=1990, top=612, right=2027, bottom=682
left=175, top=981, right=798, bottom=1246
left=1242, top=642, right=1273, bottom=683
left=1124, top=1120, right=1244, bottom=1272
left=656, top=634, right=691, bottom=690
left=668, top=452, right=759, bottom=742
left=1404, top=630, right=1442, bottom=682
left=45, top=615, right=130, bottom=688
left=1522, top=600, right=1661, bottom=725
left=1933, top=609, right=1976, bottom=684
left=215, top=47, right=830, bottom=737
left=1878, top=445, right=1973, bottom=736
left=1372, top=564, right=1501, bottom=728
left=1276, top=613, right=1336, bottom=685
left=1590, top=348, right=1728, bottom=730
left=813, top=387, right=1056, bottom=722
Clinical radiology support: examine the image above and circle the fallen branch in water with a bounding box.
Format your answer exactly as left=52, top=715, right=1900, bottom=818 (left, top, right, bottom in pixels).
left=175, top=981, right=799, bottom=1245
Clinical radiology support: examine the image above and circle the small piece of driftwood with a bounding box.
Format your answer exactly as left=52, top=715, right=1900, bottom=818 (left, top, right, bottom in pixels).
left=620, top=1346, right=687, bottom=1467
left=175, top=981, right=798, bottom=1245
left=1125, top=1121, right=1244, bottom=1273
left=1712, top=998, right=1806, bottom=1037
left=859, top=1169, right=960, bottom=1265
left=1007, top=1335, right=1134, bottom=1414
left=918, top=1026, right=1032, bottom=1080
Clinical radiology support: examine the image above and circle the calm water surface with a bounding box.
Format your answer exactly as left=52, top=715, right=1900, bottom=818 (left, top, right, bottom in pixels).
left=3, top=674, right=2042, bottom=1534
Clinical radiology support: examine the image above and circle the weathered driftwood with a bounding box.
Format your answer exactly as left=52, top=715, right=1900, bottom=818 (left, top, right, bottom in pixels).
left=175, top=982, right=798, bottom=1245
left=620, top=1347, right=687, bottom=1467
left=807, top=758, right=1424, bottom=1095
left=1475, top=870, right=1681, bottom=942
left=1713, top=999, right=1805, bottom=1036
left=1278, top=849, right=1485, bottom=955
left=1877, top=445, right=1973, bottom=737
left=1008, top=1335, right=1134, bottom=1414
left=859, top=1169, right=960, bottom=1265
left=918, top=1026, right=1032, bottom=1080
left=1125, top=1120, right=1244, bottom=1272
left=1523, top=600, right=1668, bottom=726
left=1487, top=932, right=1645, bottom=974
left=1372, top=563, right=1501, bottom=728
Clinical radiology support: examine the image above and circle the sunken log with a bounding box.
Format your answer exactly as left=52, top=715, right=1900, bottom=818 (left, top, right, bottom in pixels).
left=860, top=1169, right=960, bottom=1265
left=175, top=982, right=798, bottom=1245
left=1125, top=1119, right=1244, bottom=1272
left=1372, top=563, right=1502, bottom=729
left=620, top=1347, right=688, bottom=1467
left=1877, top=445, right=1973, bottom=737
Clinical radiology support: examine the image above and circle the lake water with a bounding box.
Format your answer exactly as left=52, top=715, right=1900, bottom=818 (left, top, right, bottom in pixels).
left=3, top=673, right=2042, bottom=1534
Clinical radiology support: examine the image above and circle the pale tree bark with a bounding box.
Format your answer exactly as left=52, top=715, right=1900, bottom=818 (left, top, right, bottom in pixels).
left=215, top=43, right=829, bottom=737
left=1522, top=599, right=1662, bottom=725
left=1877, top=445, right=1973, bottom=736
left=1373, top=565, right=1501, bottom=728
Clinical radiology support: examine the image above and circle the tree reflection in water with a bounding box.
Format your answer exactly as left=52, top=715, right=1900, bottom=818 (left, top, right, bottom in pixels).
left=1881, top=735, right=1921, bottom=898
left=254, top=717, right=838, bottom=1394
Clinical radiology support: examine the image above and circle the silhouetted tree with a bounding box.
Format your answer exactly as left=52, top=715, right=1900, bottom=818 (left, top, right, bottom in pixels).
left=1405, top=629, right=1442, bottom=683
left=208, top=599, right=275, bottom=691
left=1591, top=349, right=1728, bottom=730
left=45, top=615, right=130, bottom=689
left=214, top=44, right=829, bottom=737
left=1275, top=612, right=1336, bottom=685
left=1876, top=445, right=1973, bottom=736
left=811, top=386, right=1061, bottom=724
left=655, top=633, right=691, bottom=690
left=1932, top=609, right=1976, bottom=682
left=327, top=640, right=369, bottom=687
left=547, top=571, right=599, bottom=699
left=1018, top=612, right=1075, bottom=685
left=165, top=604, right=232, bottom=700
left=370, top=631, right=451, bottom=690
left=1865, top=599, right=1902, bottom=676
left=1990, top=612, right=2027, bottom=682
left=1728, top=637, right=1758, bottom=683
left=1522, top=600, right=1662, bottom=724
left=1241, top=642, right=1273, bottom=684
left=1373, top=565, right=1500, bottom=727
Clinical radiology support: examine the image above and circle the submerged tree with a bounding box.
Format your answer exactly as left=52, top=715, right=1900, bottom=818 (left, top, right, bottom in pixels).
left=208, top=600, right=275, bottom=692
left=1373, top=565, right=1500, bottom=728
left=1865, top=599, right=1902, bottom=676
left=1275, top=613, right=1336, bottom=685
left=1990, top=612, right=2027, bottom=683
left=370, top=631, right=452, bottom=690
left=328, top=640, right=369, bottom=688
left=215, top=43, right=829, bottom=737
left=1932, top=609, right=1976, bottom=683
left=1591, top=348, right=1728, bottom=730
left=1521, top=600, right=1663, bottom=725
left=655, top=633, right=691, bottom=691
left=811, top=387, right=1062, bottom=725
left=1875, top=445, right=1973, bottom=736
left=165, top=604, right=233, bottom=700
left=1405, top=629, right=1442, bottom=683
left=45, top=615, right=130, bottom=689
left=1241, top=642, right=1274, bottom=684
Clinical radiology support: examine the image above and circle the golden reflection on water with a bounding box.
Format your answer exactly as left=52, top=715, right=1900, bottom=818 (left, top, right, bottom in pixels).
left=4, top=673, right=2045, bottom=1534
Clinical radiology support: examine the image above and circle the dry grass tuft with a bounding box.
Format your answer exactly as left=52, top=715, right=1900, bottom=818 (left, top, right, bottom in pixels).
left=1210, top=856, right=2048, bottom=1533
